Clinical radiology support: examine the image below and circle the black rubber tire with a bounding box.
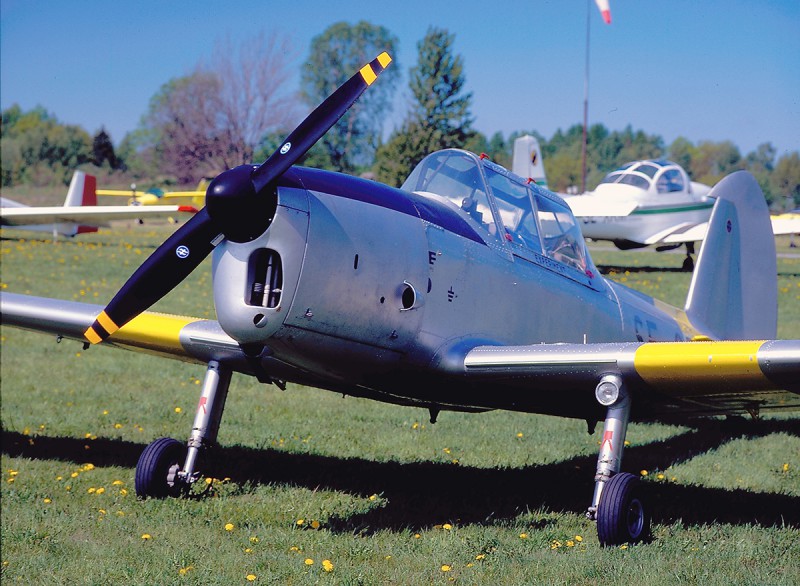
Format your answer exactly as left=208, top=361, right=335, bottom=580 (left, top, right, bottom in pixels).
left=597, top=472, right=650, bottom=546
left=135, top=437, right=185, bottom=499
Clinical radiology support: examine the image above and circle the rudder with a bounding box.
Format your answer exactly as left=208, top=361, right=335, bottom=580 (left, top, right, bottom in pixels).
left=685, top=171, right=777, bottom=340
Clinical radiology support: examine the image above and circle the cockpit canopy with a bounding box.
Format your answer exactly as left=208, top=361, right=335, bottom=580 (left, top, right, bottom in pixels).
left=402, top=149, right=594, bottom=276
left=598, top=159, right=690, bottom=194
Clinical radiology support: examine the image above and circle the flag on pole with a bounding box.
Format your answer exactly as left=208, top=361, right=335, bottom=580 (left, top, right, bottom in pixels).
left=594, top=0, right=612, bottom=24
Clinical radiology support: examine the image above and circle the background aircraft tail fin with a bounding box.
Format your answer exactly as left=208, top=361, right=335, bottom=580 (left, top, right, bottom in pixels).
left=684, top=171, right=777, bottom=340
left=63, top=171, right=98, bottom=207
left=512, top=135, right=548, bottom=189
left=61, top=171, right=98, bottom=235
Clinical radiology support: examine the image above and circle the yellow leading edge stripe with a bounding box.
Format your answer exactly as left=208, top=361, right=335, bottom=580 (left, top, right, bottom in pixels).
left=634, top=340, right=765, bottom=383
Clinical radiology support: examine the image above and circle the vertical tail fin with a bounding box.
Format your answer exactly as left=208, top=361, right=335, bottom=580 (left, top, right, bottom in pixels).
left=63, top=171, right=97, bottom=206
left=685, top=171, right=777, bottom=340
left=61, top=171, right=98, bottom=235
left=512, top=135, right=548, bottom=189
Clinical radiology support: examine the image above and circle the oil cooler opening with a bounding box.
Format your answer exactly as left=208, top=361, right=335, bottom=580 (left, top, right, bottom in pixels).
left=248, top=248, right=283, bottom=308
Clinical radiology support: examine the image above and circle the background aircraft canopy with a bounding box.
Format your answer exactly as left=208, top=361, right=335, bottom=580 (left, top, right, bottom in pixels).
left=598, top=159, right=693, bottom=194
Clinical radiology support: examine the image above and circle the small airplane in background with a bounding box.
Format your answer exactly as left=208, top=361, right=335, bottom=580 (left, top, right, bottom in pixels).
left=3, top=53, right=799, bottom=547
left=1, top=171, right=198, bottom=238
left=97, top=178, right=210, bottom=209
left=512, top=136, right=800, bottom=270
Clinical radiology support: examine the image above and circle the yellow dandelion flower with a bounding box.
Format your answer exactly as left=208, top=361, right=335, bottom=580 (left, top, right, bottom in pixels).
left=783, top=463, right=790, bottom=472
left=516, top=432, right=524, bottom=438
left=657, top=473, right=665, bottom=480
left=244, top=548, right=252, bottom=554
left=96, top=487, right=105, bottom=495
left=246, top=574, right=256, bottom=582
left=225, top=523, right=234, bottom=531
left=289, top=546, right=300, bottom=552
left=322, top=559, right=334, bottom=572
left=443, top=447, right=451, bottom=454
left=475, top=554, right=485, bottom=560
left=566, top=540, right=575, bottom=547
left=103, top=410, right=109, bottom=415
left=43, top=498, right=52, bottom=504
left=467, top=562, right=474, bottom=568
left=412, top=422, right=419, bottom=429
left=304, top=558, right=314, bottom=566
left=414, top=533, right=421, bottom=539
left=519, top=533, right=528, bottom=539
left=441, top=565, right=452, bottom=572
left=369, top=494, right=377, bottom=501
left=310, top=520, right=321, bottom=529
left=640, top=469, right=648, bottom=476
left=296, top=519, right=305, bottom=526
left=574, top=535, right=583, bottom=542
left=141, top=533, right=152, bottom=540
left=249, top=536, right=259, bottom=544
left=98, top=509, right=106, bottom=515
left=443, top=523, right=452, bottom=530
left=178, top=566, right=193, bottom=575
left=174, top=407, right=182, bottom=413
left=87, top=487, right=96, bottom=494
left=620, top=544, right=628, bottom=550
left=119, top=489, right=128, bottom=496
left=112, top=480, right=124, bottom=486
left=114, top=423, right=122, bottom=429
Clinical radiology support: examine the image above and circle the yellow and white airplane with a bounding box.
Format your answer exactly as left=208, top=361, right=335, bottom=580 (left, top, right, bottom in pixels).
left=2, top=53, right=799, bottom=547
left=513, top=135, right=800, bottom=270
left=1, top=171, right=198, bottom=237
left=97, top=178, right=210, bottom=209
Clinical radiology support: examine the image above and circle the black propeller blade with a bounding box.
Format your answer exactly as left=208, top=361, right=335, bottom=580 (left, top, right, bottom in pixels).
left=84, top=51, right=393, bottom=344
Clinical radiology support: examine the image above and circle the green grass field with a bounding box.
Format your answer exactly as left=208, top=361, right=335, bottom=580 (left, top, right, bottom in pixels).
left=1, top=223, right=799, bottom=585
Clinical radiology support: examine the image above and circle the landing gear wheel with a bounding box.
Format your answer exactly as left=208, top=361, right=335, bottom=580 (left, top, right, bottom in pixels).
left=135, top=437, right=186, bottom=498
left=597, top=472, right=650, bottom=546
left=682, top=255, right=694, bottom=272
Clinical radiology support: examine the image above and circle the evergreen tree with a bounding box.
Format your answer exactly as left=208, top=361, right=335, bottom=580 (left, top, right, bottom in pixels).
left=92, top=128, right=119, bottom=169
left=374, top=27, right=475, bottom=187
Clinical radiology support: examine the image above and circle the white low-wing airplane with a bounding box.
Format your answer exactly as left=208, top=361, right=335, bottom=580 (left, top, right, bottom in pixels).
left=512, top=135, right=800, bottom=270
left=2, top=53, right=799, bottom=547
left=1, top=171, right=198, bottom=237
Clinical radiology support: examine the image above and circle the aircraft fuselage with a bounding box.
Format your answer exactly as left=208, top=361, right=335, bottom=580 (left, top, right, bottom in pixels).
left=211, top=165, right=686, bottom=416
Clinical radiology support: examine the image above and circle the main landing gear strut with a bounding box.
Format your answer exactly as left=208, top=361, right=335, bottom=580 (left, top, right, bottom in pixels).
left=135, top=360, right=232, bottom=498
left=587, top=374, right=650, bottom=546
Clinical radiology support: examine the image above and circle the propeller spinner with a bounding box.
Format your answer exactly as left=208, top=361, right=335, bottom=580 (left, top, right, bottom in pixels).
left=84, top=52, right=393, bottom=344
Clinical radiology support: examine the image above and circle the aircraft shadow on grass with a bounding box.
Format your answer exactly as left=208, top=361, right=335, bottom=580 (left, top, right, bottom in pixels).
left=3, top=418, right=798, bottom=536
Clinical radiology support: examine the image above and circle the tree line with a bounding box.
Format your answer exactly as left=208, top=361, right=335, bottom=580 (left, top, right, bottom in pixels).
left=2, top=22, right=798, bottom=209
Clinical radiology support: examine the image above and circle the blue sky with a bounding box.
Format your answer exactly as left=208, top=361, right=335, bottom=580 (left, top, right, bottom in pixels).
left=2, top=0, right=799, bottom=159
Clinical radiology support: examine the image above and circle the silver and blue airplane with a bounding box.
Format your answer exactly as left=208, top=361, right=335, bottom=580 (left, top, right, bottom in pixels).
left=2, top=52, right=799, bottom=546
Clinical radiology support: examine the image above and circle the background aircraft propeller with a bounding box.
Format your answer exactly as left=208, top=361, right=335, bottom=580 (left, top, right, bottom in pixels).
left=84, top=52, right=393, bottom=344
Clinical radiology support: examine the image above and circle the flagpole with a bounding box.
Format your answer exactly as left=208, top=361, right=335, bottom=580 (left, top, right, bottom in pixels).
left=581, top=0, right=591, bottom=194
